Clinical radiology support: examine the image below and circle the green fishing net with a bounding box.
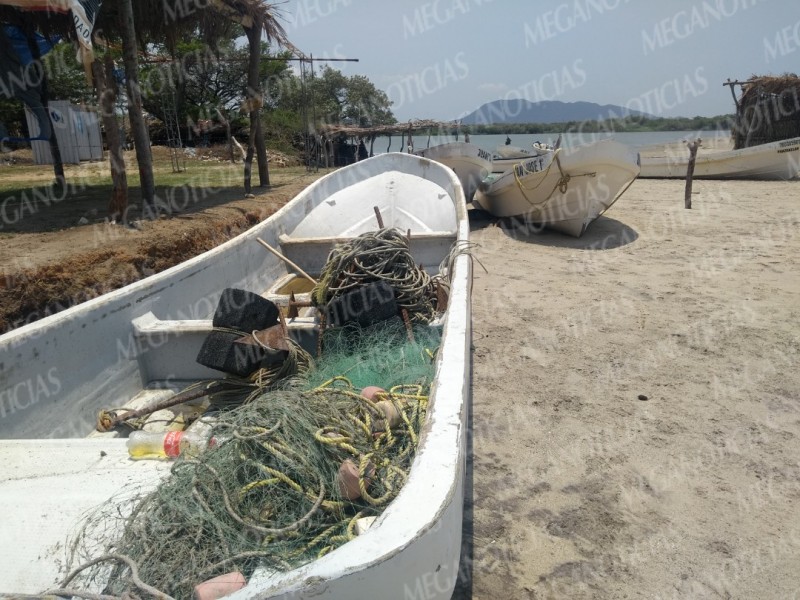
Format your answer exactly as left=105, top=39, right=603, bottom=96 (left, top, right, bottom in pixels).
left=62, top=320, right=439, bottom=599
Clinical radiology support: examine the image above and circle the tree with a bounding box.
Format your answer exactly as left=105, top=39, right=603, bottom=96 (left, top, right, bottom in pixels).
left=93, top=0, right=291, bottom=207
left=119, top=0, right=155, bottom=215
left=274, top=65, right=396, bottom=129
left=342, top=74, right=394, bottom=127
left=241, top=6, right=290, bottom=190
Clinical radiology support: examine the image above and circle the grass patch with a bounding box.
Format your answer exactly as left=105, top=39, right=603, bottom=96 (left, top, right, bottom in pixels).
left=0, top=208, right=271, bottom=334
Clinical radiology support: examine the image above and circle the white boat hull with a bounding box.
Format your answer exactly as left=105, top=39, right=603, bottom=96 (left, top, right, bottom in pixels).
left=639, top=137, right=800, bottom=179
left=474, top=140, right=640, bottom=237
left=0, top=153, right=472, bottom=599
left=490, top=146, right=553, bottom=174
left=416, top=141, right=492, bottom=201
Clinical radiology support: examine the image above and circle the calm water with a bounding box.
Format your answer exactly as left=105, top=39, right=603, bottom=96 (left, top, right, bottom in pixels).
left=375, top=130, right=731, bottom=153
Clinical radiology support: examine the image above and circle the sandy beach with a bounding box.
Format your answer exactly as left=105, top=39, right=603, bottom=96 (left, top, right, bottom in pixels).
left=458, top=176, right=800, bottom=598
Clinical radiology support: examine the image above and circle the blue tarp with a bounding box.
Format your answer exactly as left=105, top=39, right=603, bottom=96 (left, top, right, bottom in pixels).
left=2, top=24, right=59, bottom=65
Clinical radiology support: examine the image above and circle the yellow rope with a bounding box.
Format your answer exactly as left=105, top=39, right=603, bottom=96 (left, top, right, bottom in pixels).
left=239, top=478, right=280, bottom=498
left=513, top=148, right=562, bottom=193
left=512, top=148, right=597, bottom=209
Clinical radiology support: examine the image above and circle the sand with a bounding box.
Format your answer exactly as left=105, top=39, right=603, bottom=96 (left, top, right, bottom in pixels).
left=457, top=176, right=800, bottom=599
left=3, top=149, right=798, bottom=597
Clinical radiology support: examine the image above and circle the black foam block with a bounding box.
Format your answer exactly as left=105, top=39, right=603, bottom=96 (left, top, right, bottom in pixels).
left=325, top=281, right=398, bottom=328
left=196, top=330, right=286, bottom=377
left=212, top=288, right=279, bottom=333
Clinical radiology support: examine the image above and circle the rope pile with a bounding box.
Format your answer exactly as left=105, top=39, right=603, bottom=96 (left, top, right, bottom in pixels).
left=312, top=228, right=443, bottom=323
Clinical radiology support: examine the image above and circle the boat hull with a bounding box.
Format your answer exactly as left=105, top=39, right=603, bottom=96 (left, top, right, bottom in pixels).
left=490, top=146, right=554, bottom=174
left=474, top=140, right=640, bottom=237
left=416, top=141, right=492, bottom=201
left=639, top=137, right=800, bottom=179
left=0, top=153, right=472, bottom=600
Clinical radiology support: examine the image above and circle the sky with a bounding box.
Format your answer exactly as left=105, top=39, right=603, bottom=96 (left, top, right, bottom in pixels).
left=276, top=0, right=800, bottom=121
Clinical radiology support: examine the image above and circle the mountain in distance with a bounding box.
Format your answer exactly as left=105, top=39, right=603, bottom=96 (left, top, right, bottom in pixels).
left=459, top=99, right=656, bottom=125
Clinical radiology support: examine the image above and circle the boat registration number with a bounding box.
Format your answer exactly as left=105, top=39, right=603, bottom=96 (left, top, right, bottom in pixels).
left=515, top=157, right=547, bottom=177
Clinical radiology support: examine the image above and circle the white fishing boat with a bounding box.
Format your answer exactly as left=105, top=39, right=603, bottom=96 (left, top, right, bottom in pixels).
left=0, top=152, right=471, bottom=599
left=491, top=142, right=554, bottom=174
left=415, top=140, right=492, bottom=201
left=639, top=136, right=800, bottom=179
left=474, top=139, right=640, bottom=237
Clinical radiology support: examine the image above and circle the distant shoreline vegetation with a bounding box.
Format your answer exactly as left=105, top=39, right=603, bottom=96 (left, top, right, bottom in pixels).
left=462, top=115, right=735, bottom=135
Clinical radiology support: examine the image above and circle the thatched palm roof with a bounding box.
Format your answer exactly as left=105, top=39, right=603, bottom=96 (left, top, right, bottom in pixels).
left=737, top=74, right=800, bottom=106
left=729, top=74, right=800, bottom=148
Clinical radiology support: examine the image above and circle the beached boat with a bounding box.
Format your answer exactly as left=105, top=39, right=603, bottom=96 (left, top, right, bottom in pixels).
left=415, top=140, right=492, bottom=201
left=0, top=153, right=471, bottom=599
left=474, top=140, right=640, bottom=237
left=490, top=143, right=554, bottom=174
left=639, top=136, right=800, bottom=179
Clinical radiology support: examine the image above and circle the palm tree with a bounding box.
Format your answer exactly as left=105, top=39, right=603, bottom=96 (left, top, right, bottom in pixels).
left=2, top=0, right=291, bottom=219
left=118, top=0, right=155, bottom=215
left=214, top=1, right=291, bottom=190
left=96, top=0, right=291, bottom=203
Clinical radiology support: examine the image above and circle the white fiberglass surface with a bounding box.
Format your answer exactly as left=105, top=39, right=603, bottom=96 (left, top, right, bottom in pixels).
left=288, top=171, right=456, bottom=239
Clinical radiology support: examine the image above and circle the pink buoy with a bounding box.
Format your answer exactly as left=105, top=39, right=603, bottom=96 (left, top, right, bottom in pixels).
left=360, top=386, right=386, bottom=401
left=193, top=571, right=246, bottom=600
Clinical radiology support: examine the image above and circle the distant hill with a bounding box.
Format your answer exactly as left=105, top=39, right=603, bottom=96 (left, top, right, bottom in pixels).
left=459, top=100, right=655, bottom=125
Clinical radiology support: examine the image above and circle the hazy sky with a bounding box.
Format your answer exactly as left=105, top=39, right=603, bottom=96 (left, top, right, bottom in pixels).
left=277, top=0, right=799, bottom=121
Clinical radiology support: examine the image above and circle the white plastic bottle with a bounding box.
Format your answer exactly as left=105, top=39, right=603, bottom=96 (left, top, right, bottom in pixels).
left=126, top=429, right=211, bottom=460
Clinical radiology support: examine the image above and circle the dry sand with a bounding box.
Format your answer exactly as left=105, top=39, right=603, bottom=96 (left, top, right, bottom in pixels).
left=459, top=177, right=800, bottom=599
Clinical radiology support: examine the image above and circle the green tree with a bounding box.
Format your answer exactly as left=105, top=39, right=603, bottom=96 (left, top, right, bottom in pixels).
left=275, top=65, right=395, bottom=129
left=343, top=74, right=394, bottom=127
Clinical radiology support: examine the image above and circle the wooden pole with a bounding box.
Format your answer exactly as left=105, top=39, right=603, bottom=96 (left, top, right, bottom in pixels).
left=685, top=139, right=701, bottom=209
left=256, top=238, right=317, bottom=285
left=94, top=56, right=129, bottom=222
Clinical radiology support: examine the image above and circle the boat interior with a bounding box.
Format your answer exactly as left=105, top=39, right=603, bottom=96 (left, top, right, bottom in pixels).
left=1, top=168, right=462, bottom=593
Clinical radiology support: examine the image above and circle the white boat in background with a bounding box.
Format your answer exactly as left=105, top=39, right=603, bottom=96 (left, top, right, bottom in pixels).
left=0, top=153, right=471, bottom=599
left=491, top=141, right=555, bottom=174
left=639, top=136, right=800, bottom=179
left=415, top=140, right=492, bottom=201
left=474, top=140, right=640, bottom=237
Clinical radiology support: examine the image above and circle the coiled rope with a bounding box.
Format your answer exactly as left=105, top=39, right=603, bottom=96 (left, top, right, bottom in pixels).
left=312, top=228, right=440, bottom=323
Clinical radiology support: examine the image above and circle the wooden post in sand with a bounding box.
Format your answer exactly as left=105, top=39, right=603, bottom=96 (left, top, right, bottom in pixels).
left=685, top=139, right=701, bottom=209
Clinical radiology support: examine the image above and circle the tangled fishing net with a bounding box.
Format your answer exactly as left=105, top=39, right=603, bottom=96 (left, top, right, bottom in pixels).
left=54, top=229, right=478, bottom=598
left=61, top=321, right=441, bottom=599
